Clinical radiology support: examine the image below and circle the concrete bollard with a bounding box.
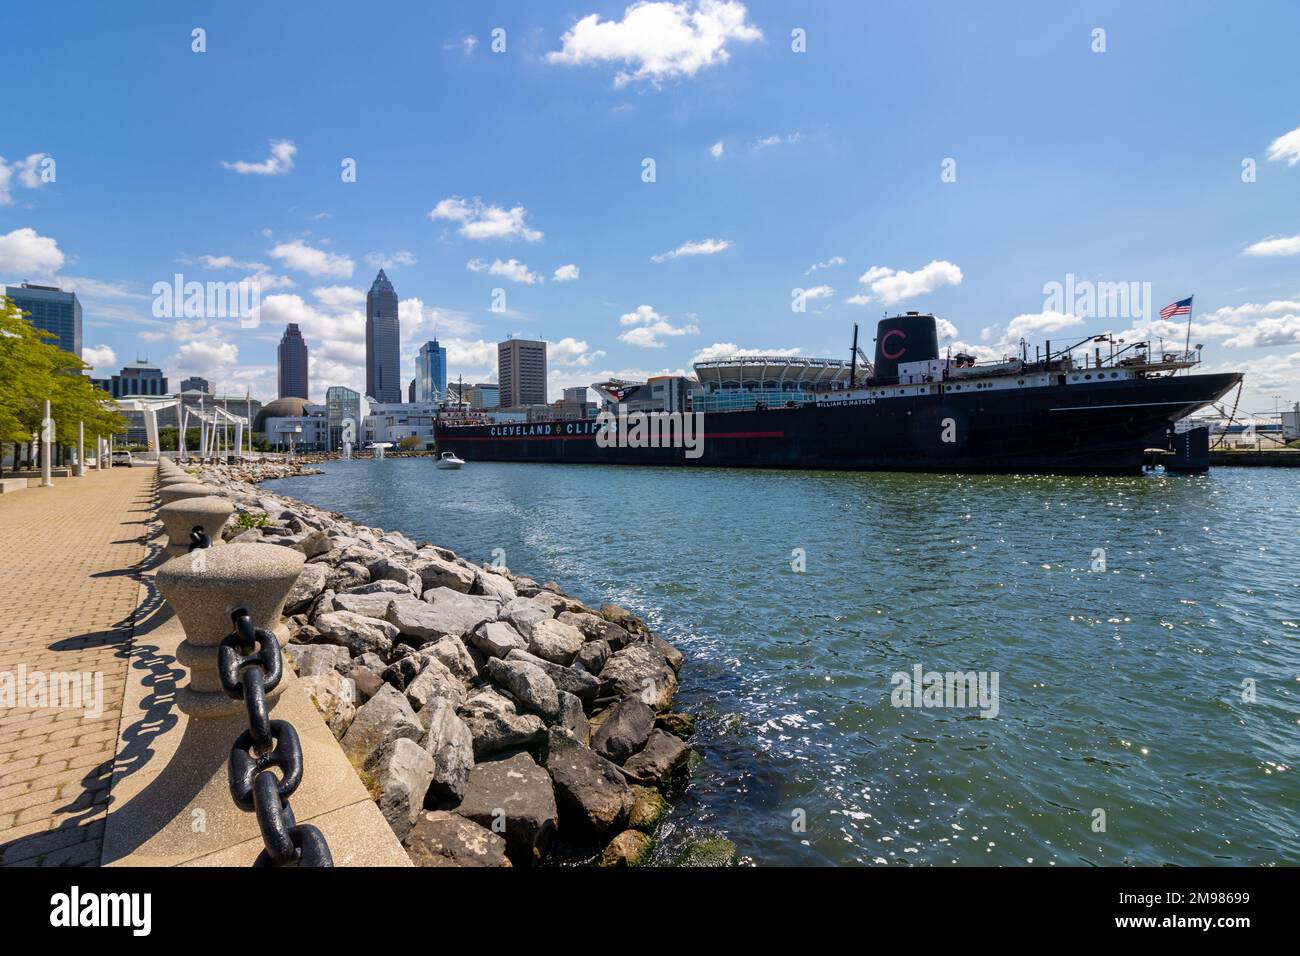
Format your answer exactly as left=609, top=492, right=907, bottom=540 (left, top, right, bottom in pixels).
left=156, top=544, right=305, bottom=719
left=159, top=496, right=234, bottom=558
left=158, top=482, right=212, bottom=506
left=158, top=475, right=197, bottom=490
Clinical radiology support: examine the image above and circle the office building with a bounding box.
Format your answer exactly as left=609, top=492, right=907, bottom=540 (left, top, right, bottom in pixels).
left=365, top=269, right=401, bottom=402
left=497, top=338, right=547, bottom=407
left=180, top=376, right=211, bottom=394
left=416, top=339, right=448, bottom=402
left=92, top=361, right=169, bottom=398
left=6, top=282, right=82, bottom=357
left=325, top=385, right=362, bottom=451
left=277, top=323, right=309, bottom=399
left=364, top=400, right=440, bottom=451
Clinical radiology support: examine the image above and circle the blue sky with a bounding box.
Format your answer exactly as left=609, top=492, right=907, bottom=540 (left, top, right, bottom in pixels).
left=3, top=0, right=1299, bottom=413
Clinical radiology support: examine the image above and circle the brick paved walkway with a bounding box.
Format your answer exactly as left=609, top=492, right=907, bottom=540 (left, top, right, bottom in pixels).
left=0, top=466, right=155, bottom=866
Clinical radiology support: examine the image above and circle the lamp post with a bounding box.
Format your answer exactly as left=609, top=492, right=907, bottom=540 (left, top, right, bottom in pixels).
left=40, top=400, right=53, bottom=488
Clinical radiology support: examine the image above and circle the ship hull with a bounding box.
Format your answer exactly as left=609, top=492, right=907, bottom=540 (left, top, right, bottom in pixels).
left=435, top=373, right=1242, bottom=475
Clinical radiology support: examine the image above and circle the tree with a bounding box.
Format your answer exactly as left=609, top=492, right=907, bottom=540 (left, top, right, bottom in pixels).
left=0, top=296, right=127, bottom=473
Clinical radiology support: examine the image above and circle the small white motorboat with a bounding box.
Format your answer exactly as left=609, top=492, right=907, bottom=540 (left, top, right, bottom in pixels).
left=435, top=451, right=465, bottom=469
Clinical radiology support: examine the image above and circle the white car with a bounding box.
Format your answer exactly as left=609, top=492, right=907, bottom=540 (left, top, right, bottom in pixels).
left=111, top=451, right=134, bottom=466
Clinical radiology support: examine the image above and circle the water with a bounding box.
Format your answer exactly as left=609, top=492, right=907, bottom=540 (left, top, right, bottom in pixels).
left=268, top=460, right=1300, bottom=866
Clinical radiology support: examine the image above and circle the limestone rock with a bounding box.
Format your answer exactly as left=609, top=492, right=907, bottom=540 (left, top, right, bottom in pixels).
left=598, top=644, right=678, bottom=711
left=471, top=620, right=527, bottom=659
left=600, top=829, right=652, bottom=867
left=313, top=610, right=397, bottom=659
left=289, top=642, right=352, bottom=678
left=544, top=728, right=633, bottom=838
left=325, top=561, right=370, bottom=592
left=628, top=785, right=669, bottom=832
left=484, top=657, right=560, bottom=721
left=413, top=554, right=475, bottom=594
left=623, top=729, right=691, bottom=786
left=331, top=591, right=397, bottom=620
left=573, top=639, right=611, bottom=675
left=557, top=691, right=590, bottom=745
left=392, top=589, right=498, bottom=641
left=421, top=635, right=478, bottom=682
left=292, top=529, right=333, bottom=559
left=591, top=696, right=656, bottom=765
left=405, top=656, right=467, bottom=710
left=455, top=751, right=558, bottom=862
left=373, top=737, right=435, bottom=841
left=298, top=670, right=356, bottom=739
left=341, top=684, right=423, bottom=768
left=418, top=698, right=475, bottom=802
left=526, top=618, right=585, bottom=666
left=501, top=597, right=555, bottom=637
left=458, top=689, right=547, bottom=758
left=403, top=811, right=510, bottom=868
left=504, top=648, right=600, bottom=702
left=283, top=563, right=328, bottom=615
left=472, top=568, right=517, bottom=602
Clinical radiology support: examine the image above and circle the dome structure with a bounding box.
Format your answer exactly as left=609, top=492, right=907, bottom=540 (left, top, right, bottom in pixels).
left=253, top=396, right=312, bottom=432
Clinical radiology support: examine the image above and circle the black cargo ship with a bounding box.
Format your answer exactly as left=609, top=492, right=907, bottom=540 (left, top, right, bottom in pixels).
left=435, top=314, right=1242, bottom=475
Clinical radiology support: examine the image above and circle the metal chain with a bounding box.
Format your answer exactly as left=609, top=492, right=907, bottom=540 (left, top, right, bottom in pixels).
left=215, top=603, right=333, bottom=867
left=188, top=526, right=213, bottom=551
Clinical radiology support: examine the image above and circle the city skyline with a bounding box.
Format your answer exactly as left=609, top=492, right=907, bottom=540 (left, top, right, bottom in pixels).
left=2, top=2, right=1300, bottom=414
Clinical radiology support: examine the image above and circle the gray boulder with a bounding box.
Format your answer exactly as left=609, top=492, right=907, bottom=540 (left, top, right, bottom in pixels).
left=458, top=689, right=547, bottom=758
left=472, top=568, right=517, bottom=602
left=544, top=728, right=633, bottom=837
left=501, top=597, right=554, bottom=637
left=574, top=639, right=611, bottom=675
left=557, top=691, right=590, bottom=745
left=298, top=671, right=356, bottom=739
left=471, top=620, right=527, bottom=659
left=377, top=560, right=423, bottom=595
left=289, top=642, right=352, bottom=678
left=622, top=729, right=691, bottom=786
left=505, top=648, right=600, bottom=702
left=283, top=563, right=328, bottom=615
left=421, top=635, right=478, bottom=682
left=455, top=751, right=558, bottom=862
left=332, top=591, right=397, bottom=620
left=341, top=684, right=423, bottom=767
left=405, top=656, right=467, bottom=710
left=526, top=617, right=585, bottom=666
left=373, top=737, right=435, bottom=840
left=313, top=610, right=397, bottom=659
left=325, top=561, right=371, bottom=592
left=413, top=554, right=475, bottom=594
left=419, top=698, right=475, bottom=802
left=338, top=544, right=389, bottom=578
left=484, top=657, right=560, bottom=721
left=292, top=529, right=333, bottom=559
left=391, top=589, right=499, bottom=641
left=403, top=811, right=510, bottom=867
left=591, top=696, right=656, bottom=764
left=598, top=644, right=678, bottom=711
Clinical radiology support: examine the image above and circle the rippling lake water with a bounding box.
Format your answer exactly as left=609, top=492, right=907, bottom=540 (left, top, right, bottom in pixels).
left=268, top=459, right=1299, bottom=866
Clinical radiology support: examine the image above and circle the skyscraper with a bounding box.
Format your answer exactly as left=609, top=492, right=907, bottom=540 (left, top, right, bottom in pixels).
left=366, top=269, right=401, bottom=402
left=277, top=323, right=309, bottom=399
left=497, top=338, right=547, bottom=407
left=416, top=339, right=448, bottom=402
left=6, top=282, right=82, bottom=357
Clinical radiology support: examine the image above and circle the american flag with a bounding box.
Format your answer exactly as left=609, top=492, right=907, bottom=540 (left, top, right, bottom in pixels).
left=1159, top=296, right=1193, bottom=320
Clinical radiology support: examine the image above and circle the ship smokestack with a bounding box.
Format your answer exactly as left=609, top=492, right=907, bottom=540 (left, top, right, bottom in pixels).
left=873, top=312, right=939, bottom=381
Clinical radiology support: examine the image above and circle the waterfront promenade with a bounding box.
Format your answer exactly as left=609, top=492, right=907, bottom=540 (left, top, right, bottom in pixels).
left=0, top=466, right=154, bottom=866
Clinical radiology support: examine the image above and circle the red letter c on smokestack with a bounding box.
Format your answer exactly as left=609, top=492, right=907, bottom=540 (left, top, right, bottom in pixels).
left=881, top=329, right=907, bottom=360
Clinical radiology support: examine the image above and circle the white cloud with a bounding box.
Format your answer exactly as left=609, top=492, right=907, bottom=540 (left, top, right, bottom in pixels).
left=466, top=257, right=542, bottom=284
left=429, top=196, right=542, bottom=242
left=1243, top=235, right=1300, bottom=257
left=1266, top=125, right=1300, bottom=166
left=268, top=239, right=354, bottom=278
left=800, top=284, right=834, bottom=301
left=617, top=304, right=699, bottom=347
left=752, top=132, right=801, bottom=150
left=54, top=276, right=147, bottom=300
left=549, top=337, right=606, bottom=366
left=805, top=255, right=845, bottom=275
left=553, top=263, right=580, bottom=282
left=546, top=0, right=762, bottom=88
left=365, top=250, right=417, bottom=269
left=691, top=342, right=801, bottom=363
left=0, top=226, right=65, bottom=275
left=853, top=259, right=963, bottom=305
left=0, top=154, right=51, bottom=204
left=81, top=344, right=116, bottom=369
left=221, top=139, right=296, bottom=176
left=201, top=254, right=267, bottom=271
left=709, top=140, right=724, bottom=158
left=1222, top=314, right=1300, bottom=349
left=651, top=237, right=732, bottom=262
left=312, top=285, right=366, bottom=311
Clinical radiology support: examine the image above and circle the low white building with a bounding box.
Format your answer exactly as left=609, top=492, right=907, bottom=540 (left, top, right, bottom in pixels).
left=364, top=401, right=440, bottom=450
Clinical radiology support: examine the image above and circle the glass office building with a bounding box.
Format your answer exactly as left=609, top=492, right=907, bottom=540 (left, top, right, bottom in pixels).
left=6, top=282, right=82, bottom=357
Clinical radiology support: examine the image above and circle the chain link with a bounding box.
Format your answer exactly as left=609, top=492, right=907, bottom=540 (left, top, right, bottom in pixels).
left=216, top=603, right=333, bottom=867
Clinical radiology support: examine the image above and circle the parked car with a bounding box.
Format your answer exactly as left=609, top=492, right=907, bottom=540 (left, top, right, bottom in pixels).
left=111, top=451, right=134, bottom=466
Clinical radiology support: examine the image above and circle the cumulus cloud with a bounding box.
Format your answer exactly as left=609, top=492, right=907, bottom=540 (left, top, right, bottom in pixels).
left=0, top=153, right=51, bottom=204
left=651, top=237, right=732, bottom=262
left=799, top=284, right=834, bottom=301
left=617, top=304, right=699, bottom=347
left=221, top=139, right=296, bottom=176
left=429, top=196, right=542, bottom=242
left=312, top=285, right=366, bottom=311
left=1222, top=314, right=1300, bottom=349
left=268, top=239, right=354, bottom=279
left=805, top=255, right=845, bottom=275
left=850, top=260, right=963, bottom=305
left=466, top=257, right=542, bottom=284
left=691, top=342, right=801, bottom=363
left=709, top=141, right=724, bottom=158
left=1266, top=124, right=1300, bottom=166
left=0, top=226, right=65, bottom=275
left=549, top=337, right=606, bottom=366
left=1243, top=235, right=1300, bottom=257
left=201, top=254, right=267, bottom=271
left=553, top=263, right=580, bottom=282
left=546, top=0, right=762, bottom=88
left=81, top=344, right=116, bottom=369
left=365, top=250, right=417, bottom=269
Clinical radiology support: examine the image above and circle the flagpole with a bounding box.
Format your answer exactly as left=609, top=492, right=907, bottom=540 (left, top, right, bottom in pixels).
left=1183, top=294, right=1194, bottom=371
